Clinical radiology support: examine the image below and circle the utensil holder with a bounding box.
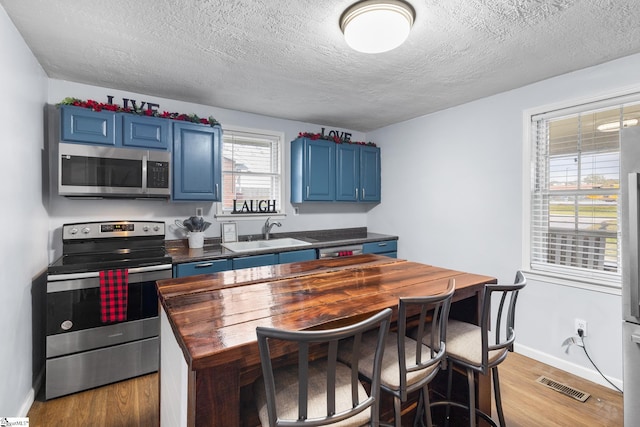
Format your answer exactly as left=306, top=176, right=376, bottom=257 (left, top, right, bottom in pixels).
left=188, top=232, right=205, bottom=249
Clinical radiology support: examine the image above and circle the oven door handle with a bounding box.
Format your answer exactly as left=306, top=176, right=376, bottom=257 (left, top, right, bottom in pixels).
left=47, top=264, right=172, bottom=282
left=47, top=264, right=172, bottom=292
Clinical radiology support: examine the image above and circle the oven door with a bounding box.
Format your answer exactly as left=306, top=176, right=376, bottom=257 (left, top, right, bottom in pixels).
left=46, top=264, right=171, bottom=357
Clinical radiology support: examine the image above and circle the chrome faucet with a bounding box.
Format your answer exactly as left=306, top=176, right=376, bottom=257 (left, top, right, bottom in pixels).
left=263, top=217, right=281, bottom=240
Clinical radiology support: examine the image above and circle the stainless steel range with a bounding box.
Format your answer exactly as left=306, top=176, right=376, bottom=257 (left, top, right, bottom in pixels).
left=45, top=220, right=172, bottom=399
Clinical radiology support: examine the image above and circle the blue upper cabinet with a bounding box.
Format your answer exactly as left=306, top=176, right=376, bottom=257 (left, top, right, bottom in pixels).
left=60, top=105, right=119, bottom=146
left=291, top=138, right=335, bottom=202
left=292, top=137, right=381, bottom=203
left=336, top=144, right=359, bottom=201
left=173, top=122, right=222, bottom=201
left=122, top=115, right=171, bottom=150
left=60, top=105, right=170, bottom=150
left=336, top=144, right=381, bottom=202
left=359, top=145, right=381, bottom=202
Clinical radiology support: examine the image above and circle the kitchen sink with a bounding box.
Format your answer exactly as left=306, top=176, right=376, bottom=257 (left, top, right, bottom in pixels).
left=221, top=237, right=312, bottom=253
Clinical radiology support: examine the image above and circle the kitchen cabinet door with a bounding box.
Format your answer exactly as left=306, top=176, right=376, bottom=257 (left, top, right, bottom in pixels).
left=359, top=145, right=381, bottom=202
left=60, top=105, right=171, bottom=151
left=291, top=138, right=335, bottom=202
left=336, top=144, right=359, bottom=201
left=336, top=144, right=381, bottom=202
left=122, top=115, right=171, bottom=150
left=173, top=123, right=222, bottom=201
left=60, top=105, right=119, bottom=146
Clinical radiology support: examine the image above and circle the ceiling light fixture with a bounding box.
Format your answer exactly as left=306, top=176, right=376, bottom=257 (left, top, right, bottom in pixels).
left=340, top=0, right=415, bottom=54
left=596, top=118, right=639, bottom=132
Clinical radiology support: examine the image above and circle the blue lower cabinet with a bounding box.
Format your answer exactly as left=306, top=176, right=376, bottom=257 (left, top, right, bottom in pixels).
left=278, top=249, right=317, bottom=264
left=174, top=242, right=394, bottom=278
left=362, top=240, right=397, bottom=258
left=174, top=258, right=233, bottom=277
left=233, top=254, right=278, bottom=269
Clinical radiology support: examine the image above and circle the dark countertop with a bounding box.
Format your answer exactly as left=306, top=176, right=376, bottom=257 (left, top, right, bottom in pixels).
left=166, top=227, right=397, bottom=264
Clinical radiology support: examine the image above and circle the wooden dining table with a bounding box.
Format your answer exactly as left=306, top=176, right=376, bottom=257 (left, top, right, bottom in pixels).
left=156, top=254, right=497, bottom=426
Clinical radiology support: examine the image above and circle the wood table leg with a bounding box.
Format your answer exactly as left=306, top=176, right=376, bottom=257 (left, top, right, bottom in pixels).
left=194, top=363, right=241, bottom=426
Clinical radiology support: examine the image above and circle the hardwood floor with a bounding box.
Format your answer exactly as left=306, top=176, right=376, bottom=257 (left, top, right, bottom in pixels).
left=27, top=352, right=622, bottom=426
left=496, top=352, right=623, bottom=427
left=27, top=373, right=158, bottom=427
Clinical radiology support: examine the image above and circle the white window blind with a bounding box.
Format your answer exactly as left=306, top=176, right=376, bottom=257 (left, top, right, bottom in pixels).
left=530, top=102, right=640, bottom=282
left=220, top=128, right=283, bottom=215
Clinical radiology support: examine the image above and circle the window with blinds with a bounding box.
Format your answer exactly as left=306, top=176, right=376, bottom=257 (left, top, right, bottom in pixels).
left=220, top=128, right=283, bottom=215
left=530, top=102, right=640, bottom=282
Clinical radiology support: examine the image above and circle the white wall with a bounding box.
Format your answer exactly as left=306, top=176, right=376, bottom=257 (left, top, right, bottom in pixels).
left=45, top=81, right=372, bottom=261
left=368, top=54, right=640, bottom=389
left=0, top=6, right=49, bottom=417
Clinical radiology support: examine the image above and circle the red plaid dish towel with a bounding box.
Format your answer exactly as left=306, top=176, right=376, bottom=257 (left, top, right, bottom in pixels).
left=100, top=269, right=128, bottom=323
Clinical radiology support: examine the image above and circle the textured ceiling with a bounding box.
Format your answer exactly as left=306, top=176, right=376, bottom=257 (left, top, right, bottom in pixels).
left=3, top=0, right=640, bottom=132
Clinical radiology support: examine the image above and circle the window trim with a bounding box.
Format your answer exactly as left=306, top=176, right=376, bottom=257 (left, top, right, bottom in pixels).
left=522, top=88, right=640, bottom=292
left=215, top=124, right=286, bottom=220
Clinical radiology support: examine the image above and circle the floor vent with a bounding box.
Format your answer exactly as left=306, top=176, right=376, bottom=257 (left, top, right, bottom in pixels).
left=536, top=376, right=590, bottom=402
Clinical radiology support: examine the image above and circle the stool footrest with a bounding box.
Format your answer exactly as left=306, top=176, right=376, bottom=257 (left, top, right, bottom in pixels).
left=429, top=400, right=499, bottom=427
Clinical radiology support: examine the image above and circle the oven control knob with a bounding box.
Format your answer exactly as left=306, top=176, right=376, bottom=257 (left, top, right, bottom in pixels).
left=69, top=227, right=78, bottom=235
left=61, top=320, right=73, bottom=331
left=153, top=225, right=160, bottom=232
left=81, top=227, right=90, bottom=234
left=143, top=225, right=150, bottom=232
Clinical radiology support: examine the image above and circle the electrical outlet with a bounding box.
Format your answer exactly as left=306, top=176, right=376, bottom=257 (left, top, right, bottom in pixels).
left=575, top=318, right=587, bottom=337
left=195, top=207, right=203, bottom=217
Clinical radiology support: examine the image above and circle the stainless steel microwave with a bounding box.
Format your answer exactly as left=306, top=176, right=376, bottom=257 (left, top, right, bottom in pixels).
left=58, top=142, right=171, bottom=198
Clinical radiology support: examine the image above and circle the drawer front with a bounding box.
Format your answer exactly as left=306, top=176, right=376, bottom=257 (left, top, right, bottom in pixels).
left=175, top=258, right=232, bottom=277
left=279, top=249, right=317, bottom=264
left=233, top=254, right=278, bottom=270
left=362, top=240, right=397, bottom=255
left=46, top=336, right=158, bottom=400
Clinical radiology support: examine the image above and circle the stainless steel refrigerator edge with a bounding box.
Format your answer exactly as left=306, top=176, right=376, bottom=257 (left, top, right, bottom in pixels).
left=621, top=126, right=640, bottom=425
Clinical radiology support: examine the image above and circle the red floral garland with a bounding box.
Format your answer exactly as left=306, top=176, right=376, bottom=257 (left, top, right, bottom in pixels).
left=298, top=132, right=376, bottom=147
left=58, top=97, right=220, bottom=127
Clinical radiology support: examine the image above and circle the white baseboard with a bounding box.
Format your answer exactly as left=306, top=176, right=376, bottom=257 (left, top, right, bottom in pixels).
left=18, top=368, right=43, bottom=417
left=18, top=388, right=35, bottom=418
left=514, top=343, right=623, bottom=391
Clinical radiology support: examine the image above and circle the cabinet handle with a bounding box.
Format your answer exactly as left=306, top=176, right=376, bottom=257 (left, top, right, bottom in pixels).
left=355, top=188, right=358, bottom=199
left=306, top=186, right=310, bottom=199
left=195, top=262, right=214, bottom=268
left=633, top=334, right=640, bottom=344
left=362, top=188, right=366, bottom=199
left=215, top=184, right=219, bottom=199
left=378, top=242, right=387, bottom=247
